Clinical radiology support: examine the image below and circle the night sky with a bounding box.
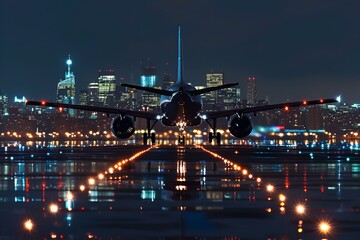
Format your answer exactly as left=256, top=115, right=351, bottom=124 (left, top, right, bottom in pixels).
left=1, top=0, right=360, bottom=103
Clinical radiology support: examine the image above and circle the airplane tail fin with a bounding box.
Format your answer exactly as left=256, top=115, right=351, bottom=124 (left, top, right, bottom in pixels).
left=176, top=26, right=184, bottom=85
left=121, top=83, right=174, bottom=96
left=189, top=83, right=239, bottom=96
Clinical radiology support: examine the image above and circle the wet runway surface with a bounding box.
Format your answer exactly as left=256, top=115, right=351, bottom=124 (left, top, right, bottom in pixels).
left=0, top=143, right=360, bottom=239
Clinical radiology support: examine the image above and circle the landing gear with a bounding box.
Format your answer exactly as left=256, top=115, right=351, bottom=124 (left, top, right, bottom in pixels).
left=206, top=118, right=221, bottom=145
left=178, top=135, right=185, bottom=145
left=143, top=119, right=158, bottom=145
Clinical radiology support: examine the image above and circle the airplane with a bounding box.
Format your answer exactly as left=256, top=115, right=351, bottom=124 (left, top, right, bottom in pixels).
left=26, top=27, right=338, bottom=145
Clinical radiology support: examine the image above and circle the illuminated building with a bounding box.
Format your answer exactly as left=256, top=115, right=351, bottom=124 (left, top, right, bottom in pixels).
left=140, top=66, right=159, bottom=110
left=0, top=91, right=8, bottom=116
left=98, top=70, right=116, bottom=107
left=223, top=87, right=241, bottom=110
left=205, top=73, right=224, bottom=111
left=57, top=55, right=76, bottom=116
left=87, top=82, right=99, bottom=105
left=78, top=90, right=88, bottom=117
left=140, top=66, right=157, bottom=87
left=247, top=76, right=257, bottom=106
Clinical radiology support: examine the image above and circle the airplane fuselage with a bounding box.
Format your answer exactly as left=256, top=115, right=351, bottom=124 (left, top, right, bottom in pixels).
left=160, top=83, right=202, bottom=129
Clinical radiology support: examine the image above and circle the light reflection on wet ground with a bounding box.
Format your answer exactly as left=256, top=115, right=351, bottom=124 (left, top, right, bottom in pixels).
left=0, top=143, right=359, bottom=239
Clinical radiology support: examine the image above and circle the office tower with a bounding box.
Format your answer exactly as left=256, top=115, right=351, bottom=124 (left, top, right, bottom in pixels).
left=140, top=66, right=157, bottom=87
left=87, top=82, right=99, bottom=105
left=223, top=87, right=241, bottom=110
left=57, top=55, right=76, bottom=116
left=247, top=76, right=257, bottom=105
left=0, top=91, right=8, bottom=116
left=205, top=73, right=224, bottom=111
left=77, top=90, right=88, bottom=118
left=140, top=65, right=159, bottom=110
left=98, top=70, right=116, bottom=107
left=79, top=90, right=88, bottom=106
left=206, top=73, right=224, bottom=87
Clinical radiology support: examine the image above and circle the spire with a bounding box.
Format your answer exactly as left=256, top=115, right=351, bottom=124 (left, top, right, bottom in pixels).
left=177, top=26, right=184, bottom=85
left=66, top=54, right=72, bottom=76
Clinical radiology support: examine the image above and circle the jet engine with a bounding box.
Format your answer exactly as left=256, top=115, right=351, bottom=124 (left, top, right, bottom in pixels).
left=111, top=115, right=135, bottom=139
left=228, top=114, right=253, bottom=138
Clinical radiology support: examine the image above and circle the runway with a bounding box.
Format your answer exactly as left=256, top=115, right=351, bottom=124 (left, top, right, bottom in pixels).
left=0, top=143, right=359, bottom=239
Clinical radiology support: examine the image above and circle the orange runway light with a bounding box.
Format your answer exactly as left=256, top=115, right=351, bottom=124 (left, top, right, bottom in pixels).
left=24, top=219, right=34, bottom=231
left=279, top=194, right=286, bottom=202
left=49, top=203, right=59, bottom=214
left=266, top=184, right=274, bottom=192
left=318, top=221, right=331, bottom=234
left=295, top=203, right=306, bottom=215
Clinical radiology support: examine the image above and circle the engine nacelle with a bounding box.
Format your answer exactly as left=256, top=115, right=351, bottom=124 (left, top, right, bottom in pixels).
left=228, top=115, right=253, bottom=138
left=111, top=115, right=135, bottom=139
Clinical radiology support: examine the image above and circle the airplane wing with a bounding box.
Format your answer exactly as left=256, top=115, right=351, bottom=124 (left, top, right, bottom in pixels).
left=202, top=98, right=338, bottom=119
left=26, top=100, right=161, bottom=120
left=121, top=83, right=175, bottom=96
left=189, top=83, right=239, bottom=96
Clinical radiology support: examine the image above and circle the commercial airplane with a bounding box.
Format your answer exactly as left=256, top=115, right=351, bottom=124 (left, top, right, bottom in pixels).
left=26, top=27, right=338, bottom=145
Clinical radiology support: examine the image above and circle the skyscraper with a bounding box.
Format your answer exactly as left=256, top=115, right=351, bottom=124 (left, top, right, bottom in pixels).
left=246, top=76, right=257, bottom=106
left=140, top=66, right=157, bottom=87
left=87, top=82, right=99, bottom=105
left=140, top=66, right=159, bottom=110
left=98, top=70, right=116, bottom=107
left=0, top=91, right=8, bottom=116
left=205, top=73, right=224, bottom=110
left=57, top=55, right=76, bottom=116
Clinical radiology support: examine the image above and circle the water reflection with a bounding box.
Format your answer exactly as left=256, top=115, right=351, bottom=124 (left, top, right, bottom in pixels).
left=0, top=143, right=359, bottom=239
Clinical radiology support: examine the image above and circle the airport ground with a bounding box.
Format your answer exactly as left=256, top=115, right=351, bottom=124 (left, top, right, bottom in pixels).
left=0, top=142, right=359, bottom=239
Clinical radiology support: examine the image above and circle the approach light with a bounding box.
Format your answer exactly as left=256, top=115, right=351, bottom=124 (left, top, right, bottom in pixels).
left=49, top=204, right=59, bottom=214
left=295, top=203, right=306, bottom=215
left=88, top=178, right=95, bottom=185
left=24, top=219, right=34, bottom=231
left=266, top=184, right=274, bottom=192
left=279, top=194, right=286, bottom=202
left=319, top=221, right=331, bottom=234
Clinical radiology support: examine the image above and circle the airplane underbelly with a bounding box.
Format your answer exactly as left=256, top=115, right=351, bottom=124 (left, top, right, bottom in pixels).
left=161, top=97, right=201, bottom=126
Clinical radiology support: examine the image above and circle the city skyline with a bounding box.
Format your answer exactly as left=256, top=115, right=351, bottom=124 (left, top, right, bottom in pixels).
left=1, top=1, right=360, bottom=103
